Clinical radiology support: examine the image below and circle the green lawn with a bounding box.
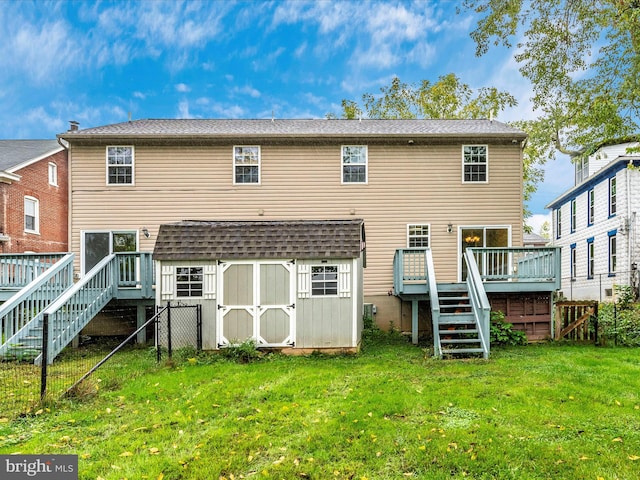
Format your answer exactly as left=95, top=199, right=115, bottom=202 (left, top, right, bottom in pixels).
left=1, top=334, right=639, bottom=479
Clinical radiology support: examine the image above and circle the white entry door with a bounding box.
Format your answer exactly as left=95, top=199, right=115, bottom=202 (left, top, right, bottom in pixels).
left=217, top=260, right=295, bottom=347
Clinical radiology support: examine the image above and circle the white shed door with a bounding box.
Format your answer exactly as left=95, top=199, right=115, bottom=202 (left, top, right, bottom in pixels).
left=218, top=261, right=295, bottom=347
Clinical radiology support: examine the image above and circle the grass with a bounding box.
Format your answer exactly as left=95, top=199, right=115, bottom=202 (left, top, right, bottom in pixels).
left=1, top=333, right=640, bottom=479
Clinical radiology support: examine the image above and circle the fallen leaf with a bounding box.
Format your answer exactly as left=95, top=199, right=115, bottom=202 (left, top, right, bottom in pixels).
left=149, top=447, right=160, bottom=455
left=120, top=452, right=133, bottom=457
left=629, top=455, right=640, bottom=461
left=613, top=437, right=623, bottom=443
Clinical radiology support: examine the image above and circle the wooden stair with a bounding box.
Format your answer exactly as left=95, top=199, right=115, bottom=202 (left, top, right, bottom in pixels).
left=436, top=283, right=486, bottom=357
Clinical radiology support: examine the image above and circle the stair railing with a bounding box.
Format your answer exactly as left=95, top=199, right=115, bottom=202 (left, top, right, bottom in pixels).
left=464, top=248, right=490, bottom=359
left=0, top=254, right=74, bottom=357
left=40, top=254, right=117, bottom=365
left=424, top=248, right=442, bottom=357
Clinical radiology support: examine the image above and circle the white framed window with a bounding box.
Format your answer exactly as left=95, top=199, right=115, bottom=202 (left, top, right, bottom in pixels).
left=342, top=145, right=367, bottom=184
left=24, top=196, right=39, bottom=234
left=176, top=266, right=204, bottom=297
left=570, top=199, right=577, bottom=232
left=233, top=146, right=260, bottom=184
left=587, top=237, right=595, bottom=279
left=556, top=209, right=562, bottom=239
left=570, top=244, right=577, bottom=280
left=311, top=265, right=338, bottom=296
left=588, top=189, right=594, bottom=226
left=609, top=232, right=617, bottom=275
left=462, top=145, right=488, bottom=183
left=575, top=157, right=589, bottom=184
left=106, top=146, right=134, bottom=185
left=48, top=162, right=58, bottom=186
left=609, top=176, right=617, bottom=216
left=407, top=224, right=430, bottom=248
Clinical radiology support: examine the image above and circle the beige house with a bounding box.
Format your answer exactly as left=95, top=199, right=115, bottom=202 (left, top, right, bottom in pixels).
left=16, top=117, right=559, bottom=357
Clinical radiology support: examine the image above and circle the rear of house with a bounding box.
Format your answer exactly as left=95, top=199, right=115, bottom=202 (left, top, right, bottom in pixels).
left=58, top=118, right=542, bottom=342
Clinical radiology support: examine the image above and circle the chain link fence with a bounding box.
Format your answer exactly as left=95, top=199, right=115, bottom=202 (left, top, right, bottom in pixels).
left=1, top=302, right=201, bottom=420
left=557, top=268, right=639, bottom=302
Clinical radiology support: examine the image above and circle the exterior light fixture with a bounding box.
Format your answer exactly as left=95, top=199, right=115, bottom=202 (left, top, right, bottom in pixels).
left=142, top=227, right=150, bottom=238
left=447, top=223, right=453, bottom=233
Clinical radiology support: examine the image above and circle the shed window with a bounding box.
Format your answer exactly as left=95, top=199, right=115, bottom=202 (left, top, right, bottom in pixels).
left=342, top=145, right=367, bottom=183
left=234, top=146, right=260, bottom=184
left=311, top=265, right=338, bottom=296
left=407, top=224, right=430, bottom=248
left=176, top=267, right=204, bottom=297
left=107, top=146, right=134, bottom=185
left=463, top=145, right=488, bottom=183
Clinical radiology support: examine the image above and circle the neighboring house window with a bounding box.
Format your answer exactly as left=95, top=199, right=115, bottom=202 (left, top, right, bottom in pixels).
left=570, top=243, right=577, bottom=280
left=342, top=145, right=367, bottom=183
left=176, top=267, right=204, bottom=297
left=311, top=265, right=338, bottom=296
left=233, top=146, right=260, bottom=184
left=588, top=189, right=594, bottom=226
left=556, top=209, right=562, bottom=239
left=24, top=196, right=39, bottom=233
left=107, top=146, right=134, bottom=185
left=462, top=145, right=488, bottom=183
left=570, top=199, right=577, bottom=233
left=609, top=231, right=617, bottom=275
left=575, top=157, right=589, bottom=184
left=407, top=224, right=430, bottom=248
left=609, top=176, right=617, bottom=216
left=587, top=237, right=595, bottom=279
left=48, top=162, right=58, bottom=186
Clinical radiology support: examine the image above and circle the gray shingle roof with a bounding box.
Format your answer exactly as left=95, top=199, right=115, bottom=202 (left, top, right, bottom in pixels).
left=59, top=118, right=525, bottom=140
left=0, top=140, right=62, bottom=171
left=153, top=219, right=365, bottom=261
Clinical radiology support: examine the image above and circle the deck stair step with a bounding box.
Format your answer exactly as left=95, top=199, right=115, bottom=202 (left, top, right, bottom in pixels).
left=434, top=282, right=488, bottom=359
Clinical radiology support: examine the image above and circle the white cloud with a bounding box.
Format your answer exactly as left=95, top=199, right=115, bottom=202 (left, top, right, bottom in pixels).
left=232, top=85, right=261, bottom=98
left=175, top=83, right=191, bottom=93
left=177, top=100, right=193, bottom=119
left=526, top=213, right=551, bottom=236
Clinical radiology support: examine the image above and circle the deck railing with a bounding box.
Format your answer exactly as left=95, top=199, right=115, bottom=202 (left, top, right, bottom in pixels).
left=0, top=253, right=68, bottom=289
left=0, top=254, right=74, bottom=357
left=469, top=247, right=561, bottom=287
left=464, top=249, right=490, bottom=359
left=114, top=252, right=155, bottom=298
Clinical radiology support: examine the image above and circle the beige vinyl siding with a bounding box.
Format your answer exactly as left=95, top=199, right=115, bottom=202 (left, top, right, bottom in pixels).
left=70, top=142, right=523, bottom=296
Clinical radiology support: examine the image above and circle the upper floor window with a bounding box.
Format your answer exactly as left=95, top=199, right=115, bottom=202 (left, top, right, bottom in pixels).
left=407, top=224, right=430, bottom=248
left=555, top=209, right=562, bottom=239
left=570, top=244, right=577, bottom=280
left=24, top=196, right=39, bottom=234
left=107, top=146, right=134, bottom=185
left=588, top=189, right=594, bottom=226
left=48, top=162, right=58, bottom=186
left=575, top=157, right=589, bottom=184
left=311, top=265, right=338, bottom=296
left=176, top=267, right=204, bottom=297
left=342, top=145, right=367, bottom=184
left=609, top=176, right=617, bottom=216
left=587, top=237, right=595, bottom=279
left=233, top=146, right=260, bottom=184
left=462, top=145, right=488, bottom=183
left=570, top=199, right=577, bottom=232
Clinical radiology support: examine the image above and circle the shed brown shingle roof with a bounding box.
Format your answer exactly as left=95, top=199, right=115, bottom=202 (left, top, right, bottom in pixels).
left=153, top=219, right=365, bottom=261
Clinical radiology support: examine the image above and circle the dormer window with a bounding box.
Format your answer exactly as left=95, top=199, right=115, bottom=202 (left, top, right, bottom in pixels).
left=575, top=157, right=589, bottom=184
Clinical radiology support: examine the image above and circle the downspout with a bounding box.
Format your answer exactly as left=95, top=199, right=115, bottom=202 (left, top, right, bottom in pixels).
left=57, top=136, right=72, bottom=260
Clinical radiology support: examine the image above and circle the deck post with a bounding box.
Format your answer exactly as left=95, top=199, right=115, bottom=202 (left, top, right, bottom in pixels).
left=136, top=304, right=147, bottom=344
left=411, top=300, right=418, bottom=345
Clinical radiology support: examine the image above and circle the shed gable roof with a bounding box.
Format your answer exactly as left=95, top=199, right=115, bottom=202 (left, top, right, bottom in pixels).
left=153, top=219, right=365, bottom=261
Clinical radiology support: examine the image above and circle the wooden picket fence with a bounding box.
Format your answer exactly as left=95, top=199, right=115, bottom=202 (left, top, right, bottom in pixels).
left=554, top=301, right=598, bottom=342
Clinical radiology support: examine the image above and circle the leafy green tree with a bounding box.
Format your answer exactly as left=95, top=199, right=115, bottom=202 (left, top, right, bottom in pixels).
left=462, top=0, right=640, bottom=159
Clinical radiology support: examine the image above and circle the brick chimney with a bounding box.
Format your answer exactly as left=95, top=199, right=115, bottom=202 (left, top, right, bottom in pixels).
left=69, top=121, right=79, bottom=132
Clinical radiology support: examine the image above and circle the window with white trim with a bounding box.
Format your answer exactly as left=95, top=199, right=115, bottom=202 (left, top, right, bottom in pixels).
left=342, top=145, right=367, bottom=183
left=463, top=145, right=488, bottom=183
left=311, top=265, right=338, bottom=296
left=24, top=196, right=39, bottom=233
left=48, top=162, right=58, bottom=186
left=609, top=233, right=617, bottom=275
left=587, top=238, right=595, bottom=279
left=176, top=267, right=204, bottom=297
left=570, top=244, right=577, bottom=280
left=556, top=209, right=562, bottom=239
left=233, top=146, right=260, bottom=184
left=609, top=176, right=617, bottom=216
left=575, top=157, right=589, bottom=184
left=107, top=146, right=134, bottom=185
left=570, top=199, right=577, bottom=232
left=407, top=224, right=430, bottom=248
left=588, top=189, right=594, bottom=226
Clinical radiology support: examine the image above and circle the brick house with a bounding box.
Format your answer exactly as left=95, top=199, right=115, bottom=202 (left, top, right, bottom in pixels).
left=0, top=140, right=68, bottom=253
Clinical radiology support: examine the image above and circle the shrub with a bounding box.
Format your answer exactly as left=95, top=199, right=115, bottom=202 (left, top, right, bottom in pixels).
left=490, top=310, right=527, bottom=346
left=219, top=339, right=263, bottom=363
left=597, top=301, right=640, bottom=347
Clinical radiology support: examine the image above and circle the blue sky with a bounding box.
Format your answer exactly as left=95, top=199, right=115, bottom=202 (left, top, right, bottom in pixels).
left=0, top=0, right=573, bottom=230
